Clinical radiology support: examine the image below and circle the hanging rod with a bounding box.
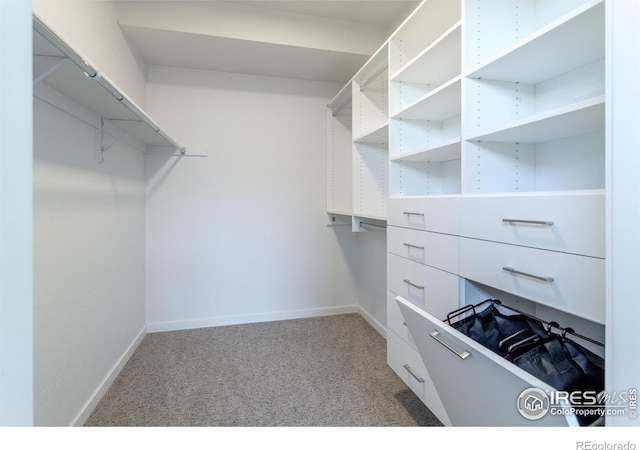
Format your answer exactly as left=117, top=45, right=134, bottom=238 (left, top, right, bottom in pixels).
left=359, top=221, right=387, bottom=230
left=330, top=96, right=351, bottom=117
left=447, top=299, right=604, bottom=348
left=32, top=14, right=186, bottom=156
left=359, top=64, right=388, bottom=91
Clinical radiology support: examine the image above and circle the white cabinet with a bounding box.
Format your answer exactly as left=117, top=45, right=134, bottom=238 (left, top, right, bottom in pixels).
left=327, top=0, right=612, bottom=426
left=385, top=0, right=606, bottom=427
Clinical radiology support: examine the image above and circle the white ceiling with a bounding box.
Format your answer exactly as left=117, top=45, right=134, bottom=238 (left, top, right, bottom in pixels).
left=118, top=0, right=419, bottom=84
left=232, top=1, right=419, bottom=29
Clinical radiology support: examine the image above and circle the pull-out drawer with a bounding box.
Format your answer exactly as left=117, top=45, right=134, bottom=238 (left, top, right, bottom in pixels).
left=387, top=290, right=417, bottom=350
left=388, top=226, right=459, bottom=274
left=459, top=192, right=604, bottom=258
left=387, top=328, right=451, bottom=426
left=459, top=237, right=604, bottom=324
left=396, top=296, right=579, bottom=426
left=388, top=253, right=460, bottom=318
left=388, top=196, right=459, bottom=234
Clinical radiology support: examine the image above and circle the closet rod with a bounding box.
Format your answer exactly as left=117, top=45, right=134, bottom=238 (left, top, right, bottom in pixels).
left=32, top=14, right=186, bottom=156
left=330, top=97, right=351, bottom=117
left=359, top=64, right=387, bottom=91
left=450, top=299, right=604, bottom=348
left=359, top=221, right=387, bottom=229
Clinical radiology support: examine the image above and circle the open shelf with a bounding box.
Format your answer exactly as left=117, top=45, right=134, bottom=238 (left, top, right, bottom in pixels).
left=393, top=22, right=461, bottom=85
left=467, top=96, right=604, bottom=144
left=389, top=0, right=461, bottom=77
left=353, top=123, right=389, bottom=145
left=393, top=77, right=461, bottom=121
left=391, top=138, right=461, bottom=163
left=32, top=14, right=186, bottom=156
left=467, top=1, right=604, bottom=84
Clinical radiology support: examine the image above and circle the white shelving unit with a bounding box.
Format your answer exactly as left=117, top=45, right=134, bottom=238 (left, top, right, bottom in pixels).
left=32, top=14, right=188, bottom=162
left=351, top=44, right=389, bottom=230
left=384, top=0, right=608, bottom=427
left=326, top=82, right=353, bottom=224
left=326, top=43, right=389, bottom=232
left=389, top=3, right=462, bottom=199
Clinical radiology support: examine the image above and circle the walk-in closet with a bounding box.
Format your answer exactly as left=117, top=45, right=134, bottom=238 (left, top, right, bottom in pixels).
left=1, top=0, right=638, bottom=437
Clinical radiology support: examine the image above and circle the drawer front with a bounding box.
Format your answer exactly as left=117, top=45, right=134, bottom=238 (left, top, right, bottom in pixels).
left=388, top=196, right=459, bottom=234
left=388, top=253, right=460, bottom=319
left=459, top=237, right=605, bottom=324
left=387, top=226, right=459, bottom=274
left=387, top=290, right=416, bottom=350
left=459, top=192, right=604, bottom=258
left=387, top=329, right=451, bottom=426
left=396, top=296, right=577, bottom=426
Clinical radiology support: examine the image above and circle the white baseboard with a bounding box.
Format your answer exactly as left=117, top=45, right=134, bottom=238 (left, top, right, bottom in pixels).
left=70, top=325, right=147, bottom=426
left=358, top=306, right=387, bottom=339
left=147, top=304, right=359, bottom=333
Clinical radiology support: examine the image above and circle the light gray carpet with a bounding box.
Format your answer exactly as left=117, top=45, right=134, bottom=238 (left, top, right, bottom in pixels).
left=85, top=313, right=443, bottom=427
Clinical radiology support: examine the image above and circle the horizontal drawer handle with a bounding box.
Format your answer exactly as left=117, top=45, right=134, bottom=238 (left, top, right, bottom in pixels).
left=403, top=364, right=424, bottom=383
left=403, top=211, right=424, bottom=216
left=502, top=218, right=554, bottom=226
left=430, top=330, right=471, bottom=360
left=403, top=242, right=425, bottom=250
left=502, top=266, right=555, bottom=283
left=403, top=279, right=424, bottom=290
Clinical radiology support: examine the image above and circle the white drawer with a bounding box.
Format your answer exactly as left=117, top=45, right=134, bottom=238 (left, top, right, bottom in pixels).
left=396, top=296, right=579, bottom=426
left=459, top=192, right=604, bottom=258
left=459, top=237, right=605, bottom=324
left=388, top=196, right=459, bottom=234
left=387, top=329, right=451, bottom=426
left=388, top=226, right=459, bottom=273
left=387, top=253, right=460, bottom=319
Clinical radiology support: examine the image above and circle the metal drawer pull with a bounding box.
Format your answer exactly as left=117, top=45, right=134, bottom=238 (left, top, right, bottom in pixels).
left=403, top=364, right=425, bottom=383
left=430, top=331, right=471, bottom=360
left=502, top=266, right=555, bottom=283
left=502, top=218, right=554, bottom=226
left=403, top=243, right=425, bottom=250
left=403, top=211, right=424, bottom=216
left=403, top=279, right=424, bottom=290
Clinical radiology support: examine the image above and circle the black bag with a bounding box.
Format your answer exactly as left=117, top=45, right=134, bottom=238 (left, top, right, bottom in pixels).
left=447, top=299, right=547, bottom=358
left=447, top=299, right=605, bottom=426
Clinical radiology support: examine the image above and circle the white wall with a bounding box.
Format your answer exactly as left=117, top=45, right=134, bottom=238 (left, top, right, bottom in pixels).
left=33, top=0, right=147, bottom=107
left=33, top=86, right=147, bottom=426
left=145, top=66, right=362, bottom=330
left=0, top=0, right=33, bottom=426
left=357, top=232, right=387, bottom=336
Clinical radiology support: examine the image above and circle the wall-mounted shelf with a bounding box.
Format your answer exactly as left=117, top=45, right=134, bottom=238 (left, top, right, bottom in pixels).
left=32, top=14, right=190, bottom=162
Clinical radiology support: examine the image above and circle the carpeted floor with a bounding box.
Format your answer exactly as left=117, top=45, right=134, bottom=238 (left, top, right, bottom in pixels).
left=85, top=313, right=442, bottom=427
